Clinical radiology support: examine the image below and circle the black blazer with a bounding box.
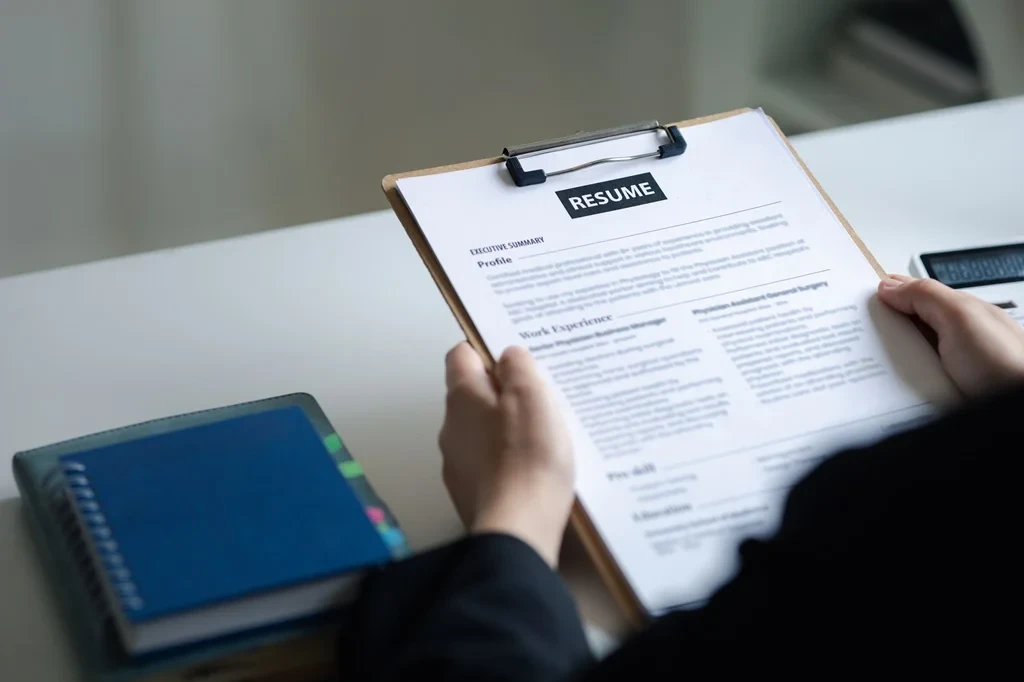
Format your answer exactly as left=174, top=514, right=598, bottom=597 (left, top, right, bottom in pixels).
left=340, top=386, right=1022, bottom=679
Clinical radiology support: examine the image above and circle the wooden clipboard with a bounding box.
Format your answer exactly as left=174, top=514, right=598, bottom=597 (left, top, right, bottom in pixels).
left=382, top=108, right=887, bottom=629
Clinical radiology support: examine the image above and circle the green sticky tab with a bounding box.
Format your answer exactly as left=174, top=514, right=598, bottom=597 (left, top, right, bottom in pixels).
left=375, top=521, right=390, bottom=532
left=339, top=460, right=364, bottom=478
left=324, top=434, right=343, bottom=454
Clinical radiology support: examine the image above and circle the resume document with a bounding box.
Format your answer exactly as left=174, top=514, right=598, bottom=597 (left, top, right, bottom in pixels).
left=396, top=110, right=956, bottom=614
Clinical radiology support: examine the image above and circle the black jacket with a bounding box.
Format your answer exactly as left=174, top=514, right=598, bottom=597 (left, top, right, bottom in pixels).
left=340, top=386, right=1022, bottom=679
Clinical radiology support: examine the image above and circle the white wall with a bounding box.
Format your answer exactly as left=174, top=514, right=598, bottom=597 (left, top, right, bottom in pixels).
left=6, top=0, right=1015, bottom=279
left=0, top=0, right=691, bottom=277
left=0, top=1, right=122, bottom=275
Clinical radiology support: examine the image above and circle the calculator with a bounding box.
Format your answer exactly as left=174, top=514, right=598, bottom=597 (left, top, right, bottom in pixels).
left=910, top=240, right=1024, bottom=328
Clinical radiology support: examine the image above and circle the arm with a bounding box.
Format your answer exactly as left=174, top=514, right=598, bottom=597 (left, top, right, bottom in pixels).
left=339, top=344, right=592, bottom=681
left=339, top=533, right=592, bottom=682
left=580, top=274, right=1024, bottom=677
left=582, top=382, right=1023, bottom=678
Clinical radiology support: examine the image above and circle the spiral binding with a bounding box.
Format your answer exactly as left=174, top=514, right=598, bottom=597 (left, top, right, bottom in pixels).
left=40, top=468, right=110, bottom=626
left=58, top=461, right=145, bottom=613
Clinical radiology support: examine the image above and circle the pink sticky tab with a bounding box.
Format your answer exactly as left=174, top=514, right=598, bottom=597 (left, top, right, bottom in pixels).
left=366, top=507, right=386, bottom=525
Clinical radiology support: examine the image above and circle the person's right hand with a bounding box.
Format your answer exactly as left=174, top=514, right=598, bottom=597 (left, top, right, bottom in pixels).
left=878, top=274, right=1024, bottom=398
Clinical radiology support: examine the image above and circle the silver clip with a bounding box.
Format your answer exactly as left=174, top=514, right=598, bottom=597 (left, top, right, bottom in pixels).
left=503, top=120, right=687, bottom=187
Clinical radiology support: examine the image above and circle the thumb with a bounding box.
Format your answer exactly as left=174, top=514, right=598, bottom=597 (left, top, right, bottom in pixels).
left=877, top=275, right=966, bottom=337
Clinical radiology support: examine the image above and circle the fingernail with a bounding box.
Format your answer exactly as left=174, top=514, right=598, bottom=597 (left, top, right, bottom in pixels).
left=880, top=277, right=903, bottom=289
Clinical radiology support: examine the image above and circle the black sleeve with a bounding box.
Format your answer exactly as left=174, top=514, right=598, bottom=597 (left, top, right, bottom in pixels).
left=340, top=386, right=1022, bottom=680
left=583, top=384, right=1023, bottom=678
left=338, top=532, right=594, bottom=682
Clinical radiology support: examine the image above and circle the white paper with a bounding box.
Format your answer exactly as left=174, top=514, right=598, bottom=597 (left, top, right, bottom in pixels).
left=396, top=111, right=957, bottom=613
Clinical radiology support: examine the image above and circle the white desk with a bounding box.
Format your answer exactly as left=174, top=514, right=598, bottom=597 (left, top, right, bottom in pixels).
left=2, top=96, right=1022, bottom=679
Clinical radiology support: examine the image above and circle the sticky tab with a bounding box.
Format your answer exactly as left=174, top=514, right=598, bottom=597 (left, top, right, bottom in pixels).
left=366, top=506, right=386, bottom=525
left=381, top=528, right=406, bottom=548
left=323, top=434, right=343, bottom=454
left=339, top=460, right=364, bottom=478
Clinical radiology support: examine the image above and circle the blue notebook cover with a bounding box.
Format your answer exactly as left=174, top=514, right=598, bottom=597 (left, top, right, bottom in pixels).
left=61, top=405, right=393, bottom=625
left=12, top=391, right=407, bottom=675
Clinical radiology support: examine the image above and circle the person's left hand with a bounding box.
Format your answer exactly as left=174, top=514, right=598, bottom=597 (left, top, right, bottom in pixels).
left=439, top=342, right=575, bottom=567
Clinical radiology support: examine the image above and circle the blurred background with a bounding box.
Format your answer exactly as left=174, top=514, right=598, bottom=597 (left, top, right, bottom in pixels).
left=1, top=0, right=1022, bottom=279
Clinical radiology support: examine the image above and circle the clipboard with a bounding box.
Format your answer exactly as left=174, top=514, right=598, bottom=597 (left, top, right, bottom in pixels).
left=382, top=107, right=887, bottom=629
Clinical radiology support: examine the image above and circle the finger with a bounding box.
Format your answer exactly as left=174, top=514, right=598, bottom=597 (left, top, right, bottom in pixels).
left=877, top=275, right=966, bottom=336
left=496, top=345, right=542, bottom=392
left=445, top=342, right=496, bottom=400
left=445, top=341, right=481, bottom=388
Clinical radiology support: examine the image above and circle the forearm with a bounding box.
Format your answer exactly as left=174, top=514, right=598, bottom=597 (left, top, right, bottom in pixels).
left=339, top=533, right=594, bottom=682
left=579, top=385, right=1024, bottom=678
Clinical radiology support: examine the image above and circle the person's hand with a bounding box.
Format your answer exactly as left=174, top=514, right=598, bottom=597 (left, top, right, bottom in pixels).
left=878, top=274, right=1024, bottom=398
left=439, top=342, right=575, bottom=567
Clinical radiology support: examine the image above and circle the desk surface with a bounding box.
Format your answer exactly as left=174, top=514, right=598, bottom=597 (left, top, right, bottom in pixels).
left=2, top=96, right=1022, bottom=679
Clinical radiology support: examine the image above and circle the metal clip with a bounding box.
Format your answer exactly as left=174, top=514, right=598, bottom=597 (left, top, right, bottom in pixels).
left=503, top=120, right=687, bottom=187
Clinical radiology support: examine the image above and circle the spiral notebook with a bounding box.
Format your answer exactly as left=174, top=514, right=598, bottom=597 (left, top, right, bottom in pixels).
left=13, top=393, right=408, bottom=681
